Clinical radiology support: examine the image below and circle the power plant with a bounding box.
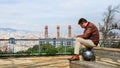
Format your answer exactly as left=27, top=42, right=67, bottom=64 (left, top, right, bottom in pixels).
left=44, top=25, right=72, bottom=38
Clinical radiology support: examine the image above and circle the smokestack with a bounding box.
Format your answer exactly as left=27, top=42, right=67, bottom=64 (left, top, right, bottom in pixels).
left=45, top=25, right=48, bottom=38
left=68, top=25, right=72, bottom=38
left=57, top=25, right=60, bottom=38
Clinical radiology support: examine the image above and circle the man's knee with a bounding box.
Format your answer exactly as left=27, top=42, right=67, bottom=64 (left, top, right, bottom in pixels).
left=75, top=37, right=83, bottom=42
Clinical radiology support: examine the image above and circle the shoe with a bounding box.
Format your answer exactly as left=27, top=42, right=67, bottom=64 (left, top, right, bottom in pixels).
left=68, top=54, right=79, bottom=61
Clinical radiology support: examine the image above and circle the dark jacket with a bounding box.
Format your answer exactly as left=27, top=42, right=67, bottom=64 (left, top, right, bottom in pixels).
left=78, top=22, right=99, bottom=45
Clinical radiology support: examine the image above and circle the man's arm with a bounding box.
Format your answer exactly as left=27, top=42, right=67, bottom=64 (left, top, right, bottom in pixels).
left=76, top=28, right=92, bottom=39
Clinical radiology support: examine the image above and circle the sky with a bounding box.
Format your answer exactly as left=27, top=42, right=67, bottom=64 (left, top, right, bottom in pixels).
left=0, top=0, right=120, bottom=35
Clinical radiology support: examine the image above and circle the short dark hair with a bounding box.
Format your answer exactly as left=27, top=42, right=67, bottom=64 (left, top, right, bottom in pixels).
left=78, top=18, right=87, bottom=24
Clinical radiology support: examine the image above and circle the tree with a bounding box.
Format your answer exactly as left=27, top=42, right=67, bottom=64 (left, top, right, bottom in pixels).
left=99, top=5, right=120, bottom=47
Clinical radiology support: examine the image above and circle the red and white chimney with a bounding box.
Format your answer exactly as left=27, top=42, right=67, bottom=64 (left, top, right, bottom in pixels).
left=57, top=25, right=60, bottom=38
left=45, top=25, right=48, bottom=38
left=68, top=25, right=72, bottom=38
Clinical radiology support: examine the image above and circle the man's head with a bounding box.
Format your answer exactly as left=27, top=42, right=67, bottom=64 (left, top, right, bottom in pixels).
left=78, top=18, right=88, bottom=28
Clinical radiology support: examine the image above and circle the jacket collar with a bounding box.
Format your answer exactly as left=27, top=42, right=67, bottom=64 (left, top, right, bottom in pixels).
left=85, top=22, right=90, bottom=28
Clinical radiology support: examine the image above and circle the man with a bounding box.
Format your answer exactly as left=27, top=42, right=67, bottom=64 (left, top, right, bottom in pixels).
left=68, top=18, right=99, bottom=61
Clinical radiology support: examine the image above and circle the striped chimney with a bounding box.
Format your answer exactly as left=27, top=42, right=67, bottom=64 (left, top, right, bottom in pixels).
left=45, top=25, right=48, bottom=38
left=68, top=25, right=72, bottom=38
left=57, top=25, right=60, bottom=38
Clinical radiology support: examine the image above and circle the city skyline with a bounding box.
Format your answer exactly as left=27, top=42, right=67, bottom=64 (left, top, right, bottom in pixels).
left=0, top=0, right=120, bottom=35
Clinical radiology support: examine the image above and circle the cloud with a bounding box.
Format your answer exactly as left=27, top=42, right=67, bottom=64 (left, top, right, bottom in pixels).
left=0, top=0, right=120, bottom=34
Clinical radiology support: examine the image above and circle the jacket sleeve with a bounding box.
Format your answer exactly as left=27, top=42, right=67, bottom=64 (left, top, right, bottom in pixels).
left=77, top=28, right=92, bottom=39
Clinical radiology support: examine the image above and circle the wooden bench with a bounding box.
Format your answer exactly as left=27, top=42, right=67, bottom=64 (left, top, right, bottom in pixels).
left=70, top=47, right=120, bottom=68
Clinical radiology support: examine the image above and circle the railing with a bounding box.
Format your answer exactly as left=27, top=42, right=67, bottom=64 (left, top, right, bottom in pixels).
left=0, top=38, right=119, bottom=56
left=0, top=38, right=74, bottom=56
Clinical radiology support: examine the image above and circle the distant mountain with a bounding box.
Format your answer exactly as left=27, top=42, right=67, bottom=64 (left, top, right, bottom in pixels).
left=0, top=28, right=39, bottom=33
left=0, top=28, right=17, bottom=32
left=0, top=28, right=41, bottom=39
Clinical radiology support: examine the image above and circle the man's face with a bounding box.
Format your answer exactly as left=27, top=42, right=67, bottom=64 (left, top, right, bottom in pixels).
left=80, top=22, right=86, bottom=28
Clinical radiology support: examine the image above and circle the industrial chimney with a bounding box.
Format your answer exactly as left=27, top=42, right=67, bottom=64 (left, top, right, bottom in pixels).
left=56, top=25, right=60, bottom=38
left=45, top=25, right=48, bottom=38
left=68, top=25, right=72, bottom=38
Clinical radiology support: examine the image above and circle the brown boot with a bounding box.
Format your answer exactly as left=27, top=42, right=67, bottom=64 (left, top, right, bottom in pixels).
left=68, top=54, right=79, bottom=61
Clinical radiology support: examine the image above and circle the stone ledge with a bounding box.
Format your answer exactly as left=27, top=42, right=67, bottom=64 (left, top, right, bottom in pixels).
left=93, top=47, right=120, bottom=62
left=70, top=61, right=119, bottom=68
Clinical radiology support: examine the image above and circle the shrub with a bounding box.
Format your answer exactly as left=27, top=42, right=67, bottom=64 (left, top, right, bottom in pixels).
left=66, top=47, right=74, bottom=54
left=57, top=45, right=65, bottom=53
left=44, top=47, right=58, bottom=56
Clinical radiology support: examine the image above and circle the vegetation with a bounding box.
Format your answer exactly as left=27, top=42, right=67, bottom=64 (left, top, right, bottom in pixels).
left=16, top=43, right=75, bottom=56
left=99, top=5, right=120, bottom=48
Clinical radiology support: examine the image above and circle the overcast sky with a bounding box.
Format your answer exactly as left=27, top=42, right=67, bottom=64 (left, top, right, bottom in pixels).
left=0, top=0, right=120, bottom=35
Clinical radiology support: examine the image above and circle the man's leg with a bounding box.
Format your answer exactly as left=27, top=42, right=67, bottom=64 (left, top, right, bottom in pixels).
left=74, top=40, right=80, bottom=54
left=76, top=38, right=96, bottom=47
left=74, top=38, right=96, bottom=54
left=68, top=39, right=81, bottom=61
left=74, top=40, right=84, bottom=54
left=68, top=38, right=96, bottom=61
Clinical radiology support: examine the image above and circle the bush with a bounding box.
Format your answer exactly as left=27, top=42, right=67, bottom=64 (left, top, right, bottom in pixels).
left=66, top=47, right=74, bottom=54
left=109, top=42, right=120, bottom=48
left=100, top=41, right=120, bottom=48
left=57, top=45, right=65, bottom=53
left=44, top=47, right=58, bottom=56
left=41, top=43, right=58, bottom=56
left=27, top=45, right=40, bottom=53
left=17, top=43, right=58, bottom=56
